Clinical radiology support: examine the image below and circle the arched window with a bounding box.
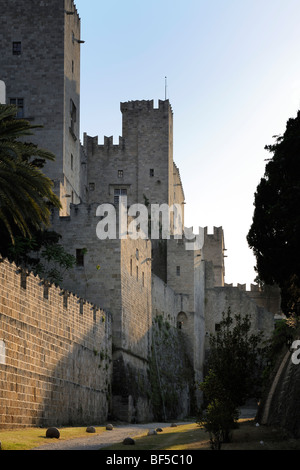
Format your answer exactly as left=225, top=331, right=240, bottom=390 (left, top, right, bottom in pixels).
left=177, top=312, right=188, bottom=330
left=0, top=340, right=6, bottom=365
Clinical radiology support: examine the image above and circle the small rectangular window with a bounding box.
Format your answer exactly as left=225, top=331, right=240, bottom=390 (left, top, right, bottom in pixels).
left=176, top=266, right=180, bottom=276
left=142, top=272, right=145, bottom=287
left=71, top=153, right=73, bottom=170
left=76, top=248, right=85, bottom=267
left=12, top=41, right=21, bottom=55
left=114, top=188, right=127, bottom=205
left=150, top=169, right=154, bottom=177
left=10, top=98, right=24, bottom=118
left=118, top=170, right=123, bottom=178
left=89, top=182, right=95, bottom=191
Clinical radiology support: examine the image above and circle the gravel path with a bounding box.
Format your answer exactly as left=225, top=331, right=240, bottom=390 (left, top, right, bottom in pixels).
left=32, top=405, right=257, bottom=451
left=32, top=422, right=182, bottom=451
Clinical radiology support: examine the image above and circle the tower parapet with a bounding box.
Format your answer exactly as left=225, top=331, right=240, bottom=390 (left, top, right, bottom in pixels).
left=202, top=227, right=225, bottom=287
left=83, top=99, right=174, bottom=210
left=120, top=99, right=173, bottom=113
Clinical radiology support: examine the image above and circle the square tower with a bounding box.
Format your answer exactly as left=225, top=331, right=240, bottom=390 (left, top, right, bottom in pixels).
left=0, top=0, right=82, bottom=215
left=84, top=100, right=181, bottom=208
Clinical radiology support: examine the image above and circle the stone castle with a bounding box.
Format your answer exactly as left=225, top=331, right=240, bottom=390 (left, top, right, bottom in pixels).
left=0, top=0, right=281, bottom=426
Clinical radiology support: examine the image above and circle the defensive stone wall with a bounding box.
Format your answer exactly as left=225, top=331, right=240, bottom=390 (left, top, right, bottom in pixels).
left=51, top=204, right=153, bottom=422
left=0, top=258, right=112, bottom=429
left=152, top=273, right=189, bottom=327
left=225, top=282, right=282, bottom=318
left=204, top=261, right=275, bottom=351
left=150, top=318, right=195, bottom=420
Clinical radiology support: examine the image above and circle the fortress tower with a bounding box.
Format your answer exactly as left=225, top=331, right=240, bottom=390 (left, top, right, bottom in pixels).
left=0, top=0, right=83, bottom=215
left=202, top=227, right=226, bottom=287
left=83, top=99, right=185, bottom=282
left=83, top=99, right=184, bottom=215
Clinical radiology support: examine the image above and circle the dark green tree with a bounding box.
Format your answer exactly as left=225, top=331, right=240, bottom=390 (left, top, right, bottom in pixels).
left=247, top=111, right=300, bottom=316
left=198, top=308, right=264, bottom=448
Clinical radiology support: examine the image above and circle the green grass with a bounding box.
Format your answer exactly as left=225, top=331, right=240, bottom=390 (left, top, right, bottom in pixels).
left=102, top=420, right=300, bottom=451
left=1, top=420, right=300, bottom=451
left=0, top=425, right=106, bottom=451
left=102, top=423, right=211, bottom=451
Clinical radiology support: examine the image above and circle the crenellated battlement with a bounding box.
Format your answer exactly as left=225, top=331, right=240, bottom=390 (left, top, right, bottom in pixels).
left=224, top=282, right=261, bottom=292
left=120, top=99, right=173, bottom=114
left=223, top=282, right=282, bottom=316
left=173, top=162, right=185, bottom=199
left=83, top=134, right=126, bottom=156
left=204, top=226, right=224, bottom=241
left=69, top=0, right=81, bottom=22
left=52, top=202, right=101, bottom=224
left=83, top=99, right=173, bottom=159
left=101, top=135, right=125, bottom=150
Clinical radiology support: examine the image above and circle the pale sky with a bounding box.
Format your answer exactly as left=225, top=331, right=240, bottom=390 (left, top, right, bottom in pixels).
left=75, top=0, right=300, bottom=287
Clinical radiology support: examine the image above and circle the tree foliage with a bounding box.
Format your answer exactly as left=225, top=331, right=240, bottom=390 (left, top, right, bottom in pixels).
left=0, top=104, right=61, bottom=242
left=0, top=105, right=75, bottom=285
left=207, top=309, right=264, bottom=405
left=198, top=308, right=264, bottom=448
left=247, top=111, right=300, bottom=316
left=7, top=231, right=76, bottom=286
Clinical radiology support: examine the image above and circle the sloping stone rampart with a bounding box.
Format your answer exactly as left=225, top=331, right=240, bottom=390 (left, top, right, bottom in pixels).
left=259, top=344, right=300, bottom=438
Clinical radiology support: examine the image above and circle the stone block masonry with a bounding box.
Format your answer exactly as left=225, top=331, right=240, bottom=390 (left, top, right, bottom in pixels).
left=0, top=0, right=82, bottom=215
left=51, top=204, right=153, bottom=422
left=0, top=258, right=112, bottom=429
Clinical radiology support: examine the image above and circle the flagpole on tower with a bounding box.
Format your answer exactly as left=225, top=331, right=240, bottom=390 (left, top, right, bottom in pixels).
left=165, top=76, right=167, bottom=100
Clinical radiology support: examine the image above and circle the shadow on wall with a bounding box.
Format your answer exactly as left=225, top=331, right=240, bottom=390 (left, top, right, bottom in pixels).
left=0, top=258, right=113, bottom=429
left=258, top=345, right=300, bottom=438
left=91, top=317, right=195, bottom=424
left=149, top=315, right=195, bottom=421
left=0, top=258, right=195, bottom=428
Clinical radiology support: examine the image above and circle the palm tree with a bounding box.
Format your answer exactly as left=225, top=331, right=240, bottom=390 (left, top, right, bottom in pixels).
left=0, top=104, right=61, bottom=242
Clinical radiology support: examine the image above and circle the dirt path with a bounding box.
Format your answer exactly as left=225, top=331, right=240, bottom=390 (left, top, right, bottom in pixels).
left=32, top=405, right=257, bottom=451
left=32, top=422, right=181, bottom=451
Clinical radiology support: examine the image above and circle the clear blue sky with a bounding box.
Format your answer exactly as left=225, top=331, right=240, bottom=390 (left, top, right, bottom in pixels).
left=75, top=0, right=300, bottom=287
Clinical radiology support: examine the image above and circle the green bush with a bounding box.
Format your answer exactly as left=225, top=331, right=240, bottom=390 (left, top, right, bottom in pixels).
left=198, top=308, right=264, bottom=449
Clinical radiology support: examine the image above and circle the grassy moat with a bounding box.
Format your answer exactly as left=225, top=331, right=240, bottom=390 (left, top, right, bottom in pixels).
left=1, top=419, right=300, bottom=450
